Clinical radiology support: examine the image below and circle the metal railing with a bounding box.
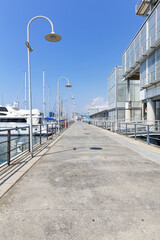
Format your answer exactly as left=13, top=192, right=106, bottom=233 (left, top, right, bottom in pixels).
left=0, top=120, right=73, bottom=167
left=87, top=119, right=160, bottom=146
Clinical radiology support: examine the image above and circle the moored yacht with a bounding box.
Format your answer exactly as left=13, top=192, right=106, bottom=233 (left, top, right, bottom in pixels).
left=0, top=102, right=45, bottom=135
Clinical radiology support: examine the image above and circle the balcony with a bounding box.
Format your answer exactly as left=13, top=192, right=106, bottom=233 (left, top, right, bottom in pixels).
left=136, top=0, right=151, bottom=16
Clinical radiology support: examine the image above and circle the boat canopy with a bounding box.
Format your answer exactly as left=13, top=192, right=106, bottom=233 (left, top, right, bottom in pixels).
left=44, top=117, right=57, bottom=121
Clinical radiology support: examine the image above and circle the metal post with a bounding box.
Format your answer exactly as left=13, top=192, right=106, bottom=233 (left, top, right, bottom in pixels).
left=40, top=124, right=42, bottom=145
left=147, top=125, right=150, bottom=144
left=55, top=125, right=57, bottom=134
left=47, top=124, right=48, bottom=140
left=52, top=123, right=54, bottom=139
left=58, top=78, right=60, bottom=134
left=7, top=130, right=11, bottom=166
left=134, top=123, right=137, bottom=139
left=28, top=126, right=30, bottom=152
left=126, top=123, right=128, bottom=137
left=26, top=16, right=57, bottom=157
left=27, top=37, right=33, bottom=157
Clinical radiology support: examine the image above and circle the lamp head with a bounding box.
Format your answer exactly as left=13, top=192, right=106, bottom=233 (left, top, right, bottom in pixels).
left=45, top=32, right=62, bottom=42
left=65, top=83, right=72, bottom=88
left=71, top=96, right=74, bottom=99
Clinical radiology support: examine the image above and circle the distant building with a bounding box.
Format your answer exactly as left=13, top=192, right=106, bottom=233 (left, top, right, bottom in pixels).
left=90, top=109, right=108, bottom=119
left=88, top=106, right=108, bottom=117
left=88, top=107, right=99, bottom=116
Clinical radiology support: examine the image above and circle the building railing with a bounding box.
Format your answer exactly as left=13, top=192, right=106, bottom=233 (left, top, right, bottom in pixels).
left=87, top=119, right=160, bottom=146
left=0, top=120, right=73, bottom=167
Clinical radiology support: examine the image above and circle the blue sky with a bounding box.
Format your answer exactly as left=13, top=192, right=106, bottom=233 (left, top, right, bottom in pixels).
left=0, top=0, right=145, bottom=114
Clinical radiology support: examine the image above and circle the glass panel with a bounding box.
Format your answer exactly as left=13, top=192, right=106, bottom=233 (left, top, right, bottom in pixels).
left=130, top=82, right=140, bottom=101
left=148, top=11, right=156, bottom=47
left=130, top=42, right=135, bottom=66
left=140, top=25, right=146, bottom=55
left=126, top=49, right=130, bottom=71
left=117, top=110, right=125, bottom=120
left=156, top=46, right=160, bottom=80
left=157, top=5, right=160, bottom=40
left=108, top=70, right=115, bottom=107
left=135, top=34, right=140, bottom=61
left=122, top=54, right=125, bottom=75
left=117, top=85, right=126, bottom=102
left=148, top=51, right=155, bottom=83
left=131, top=110, right=141, bottom=121
left=140, top=60, right=147, bottom=88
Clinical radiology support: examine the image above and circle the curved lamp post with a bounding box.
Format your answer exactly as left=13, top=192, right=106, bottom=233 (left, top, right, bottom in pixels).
left=25, top=15, right=61, bottom=157
left=65, top=92, right=74, bottom=128
left=72, top=102, right=76, bottom=120
left=57, top=76, right=72, bottom=133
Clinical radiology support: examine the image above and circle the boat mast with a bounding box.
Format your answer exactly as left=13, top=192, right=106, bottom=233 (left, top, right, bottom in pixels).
left=48, top=86, right=50, bottom=117
left=43, top=69, right=45, bottom=118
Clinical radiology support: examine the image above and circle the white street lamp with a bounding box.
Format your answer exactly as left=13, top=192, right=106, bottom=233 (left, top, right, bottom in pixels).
left=64, top=92, right=74, bottom=128
left=25, top=16, right=61, bottom=157
left=57, top=76, right=72, bottom=133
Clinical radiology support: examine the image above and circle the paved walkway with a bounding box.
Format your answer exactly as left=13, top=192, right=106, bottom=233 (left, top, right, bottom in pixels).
left=0, top=122, right=160, bottom=240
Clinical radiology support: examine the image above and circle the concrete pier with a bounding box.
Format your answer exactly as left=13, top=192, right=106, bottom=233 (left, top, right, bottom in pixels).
left=0, top=122, right=160, bottom=239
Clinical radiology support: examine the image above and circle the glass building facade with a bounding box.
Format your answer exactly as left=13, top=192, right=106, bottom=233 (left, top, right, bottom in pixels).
left=108, top=66, right=126, bottom=121
left=122, top=2, right=160, bottom=78
left=122, top=1, right=160, bottom=121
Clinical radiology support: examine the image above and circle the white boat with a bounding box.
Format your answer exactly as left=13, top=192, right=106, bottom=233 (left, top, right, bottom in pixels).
left=0, top=102, right=46, bottom=135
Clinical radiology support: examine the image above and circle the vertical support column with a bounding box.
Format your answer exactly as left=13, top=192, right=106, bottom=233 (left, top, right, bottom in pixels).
left=147, top=125, right=150, bottom=144
left=7, top=130, right=11, bottom=166
left=156, top=101, right=160, bottom=120
left=125, top=80, right=131, bottom=122
left=28, top=126, right=30, bottom=152
left=142, top=102, right=145, bottom=121
left=40, top=124, right=42, bottom=145
left=134, top=123, right=137, bottom=140
left=147, top=99, right=156, bottom=123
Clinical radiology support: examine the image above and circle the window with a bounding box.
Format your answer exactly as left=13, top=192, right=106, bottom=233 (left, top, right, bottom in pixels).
left=0, top=113, right=7, bottom=116
left=0, top=118, right=27, bottom=123
left=0, top=107, right=8, bottom=112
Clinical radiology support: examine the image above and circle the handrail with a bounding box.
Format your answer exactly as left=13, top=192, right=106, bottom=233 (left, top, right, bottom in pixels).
left=0, top=121, right=74, bottom=167
left=87, top=119, right=160, bottom=146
